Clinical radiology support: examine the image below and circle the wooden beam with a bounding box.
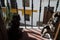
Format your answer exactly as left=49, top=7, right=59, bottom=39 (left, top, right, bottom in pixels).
left=54, top=22, right=60, bottom=40
left=2, top=7, right=6, bottom=13
left=19, top=9, right=37, bottom=15
left=2, top=8, right=37, bottom=15
left=10, top=8, right=17, bottom=13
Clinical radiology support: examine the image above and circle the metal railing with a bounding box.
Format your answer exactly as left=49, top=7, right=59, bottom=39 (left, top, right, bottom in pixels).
left=0, top=0, right=60, bottom=28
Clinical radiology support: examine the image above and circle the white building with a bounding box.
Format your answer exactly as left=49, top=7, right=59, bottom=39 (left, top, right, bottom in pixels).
left=3, top=0, right=60, bottom=26
left=16, top=0, right=60, bottom=26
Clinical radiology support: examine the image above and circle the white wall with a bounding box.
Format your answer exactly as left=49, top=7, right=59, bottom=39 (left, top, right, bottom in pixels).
left=17, top=0, right=60, bottom=26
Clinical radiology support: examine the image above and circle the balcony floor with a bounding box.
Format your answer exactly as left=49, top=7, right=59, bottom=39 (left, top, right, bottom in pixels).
left=19, top=27, right=50, bottom=40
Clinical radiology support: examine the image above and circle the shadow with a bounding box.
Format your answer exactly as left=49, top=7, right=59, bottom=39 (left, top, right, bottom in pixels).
left=19, top=31, right=37, bottom=40
left=25, top=28, right=41, bottom=36
left=7, top=28, right=23, bottom=40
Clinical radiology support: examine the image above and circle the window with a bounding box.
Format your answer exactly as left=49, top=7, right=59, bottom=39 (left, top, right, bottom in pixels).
left=24, top=14, right=30, bottom=21
left=23, top=0, right=30, bottom=7
left=10, top=0, right=17, bottom=8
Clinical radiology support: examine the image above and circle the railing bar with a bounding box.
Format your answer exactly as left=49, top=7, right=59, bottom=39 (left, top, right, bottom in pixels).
left=0, top=0, right=3, bottom=19
left=31, top=0, right=33, bottom=28
left=23, top=0, right=26, bottom=28
left=16, top=0, right=21, bottom=28
left=38, top=0, right=42, bottom=28
left=55, top=0, right=59, bottom=12
left=16, top=1, right=18, bottom=14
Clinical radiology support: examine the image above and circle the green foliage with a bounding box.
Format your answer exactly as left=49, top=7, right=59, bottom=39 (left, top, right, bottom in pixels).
left=5, top=6, right=13, bottom=24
